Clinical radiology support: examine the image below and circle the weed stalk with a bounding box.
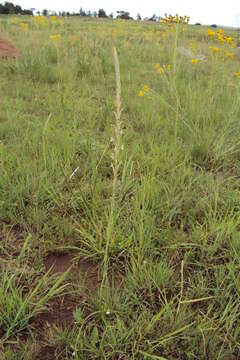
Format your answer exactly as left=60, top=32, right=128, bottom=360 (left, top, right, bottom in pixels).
left=101, top=47, right=122, bottom=292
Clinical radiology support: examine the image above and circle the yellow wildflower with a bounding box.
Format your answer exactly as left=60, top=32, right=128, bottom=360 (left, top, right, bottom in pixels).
left=226, top=36, right=233, bottom=43
left=154, top=63, right=160, bottom=70
left=191, top=59, right=200, bottom=64
left=157, top=68, right=164, bottom=75
left=20, top=22, right=29, bottom=31
left=50, top=34, right=62, bottom=41
left=218, top=35, right=225, bottom=44
left=208, top=29, right=215, bottom=37
left=143, top=85, right=150, bottom=92
left=138, top=90, right=144, bottom=97
left=209, top=46, right=221, bottom=53
left=235, top=71, right=240, bottom=79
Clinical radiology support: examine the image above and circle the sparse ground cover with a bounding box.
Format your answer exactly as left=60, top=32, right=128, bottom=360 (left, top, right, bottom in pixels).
left=0, top=15, right=240, bottom=359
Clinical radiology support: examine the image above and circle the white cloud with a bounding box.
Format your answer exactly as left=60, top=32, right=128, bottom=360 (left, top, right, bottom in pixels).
left=14, top=0, right=240, bottom=26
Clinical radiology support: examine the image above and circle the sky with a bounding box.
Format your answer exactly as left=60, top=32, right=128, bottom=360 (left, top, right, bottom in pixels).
left=13, top=0, right=240, bottom=27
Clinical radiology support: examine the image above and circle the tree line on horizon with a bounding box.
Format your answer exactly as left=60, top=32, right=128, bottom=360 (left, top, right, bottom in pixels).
left=0, top=2, right=160, bottom=21
left=0, top=1, right=32, bottom=15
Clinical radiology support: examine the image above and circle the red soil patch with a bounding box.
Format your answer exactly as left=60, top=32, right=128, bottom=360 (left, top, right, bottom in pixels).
left=44, top=252, right=100, bottom=293
left=33, top=252, right=100, bottom=331
left=37, top=345, right=56, bottom=360
left=44, top=253, right=76, bottom=274
left=34, top=295, right=77, bottom=329
left=0, top=36, right=19, bottom=58
left=33, top=253, right=101, bottom=358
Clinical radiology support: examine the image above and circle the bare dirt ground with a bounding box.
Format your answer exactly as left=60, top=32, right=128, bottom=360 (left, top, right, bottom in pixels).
left=0, top=36, right=19, bottom=57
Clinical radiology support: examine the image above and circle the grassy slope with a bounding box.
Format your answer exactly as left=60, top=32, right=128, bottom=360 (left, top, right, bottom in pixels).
left=0, top=16, right=240, bottom=359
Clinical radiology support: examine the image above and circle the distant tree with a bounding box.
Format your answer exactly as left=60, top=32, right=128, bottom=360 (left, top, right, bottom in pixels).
left=195, top=22, right=201, bottom=26
left=149, top=14, right=157, bottom=21
left=15, top=5, right=22, bottom=13
left=116, top=11, right=132, bottom=20
left=211, top=24, right=217, bottom=28
left=5, top=2, right=15, bottom=13
left=42, top=9, right=48, bottom=16
left=79, top=7, right=86, bottom=16
left=0, top=2, right=33, bottom=15
left=22, top=9, right=32, bottom=15
left=137, top=13, right=142, bottom=21
left=98, top=8, right=107, bottom=18
left=109, top=13, right=114, bottom=19
left=93, top=11, right=98, bottom=17
left=86, top=10, right=92, bottom=17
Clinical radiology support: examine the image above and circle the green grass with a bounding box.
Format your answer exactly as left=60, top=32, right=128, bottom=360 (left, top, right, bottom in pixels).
left=0, top=15, right=240, bottom=359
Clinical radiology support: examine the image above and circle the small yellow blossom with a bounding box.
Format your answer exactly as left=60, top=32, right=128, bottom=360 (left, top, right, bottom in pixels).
left=154, top=63, right=160, bottom=70
left=191, top=59, right=200, bottom=64
left=235, top=71, right=240, bottom=79
left=50, top=34, right=62, bottom=41
left=157, top=68, right=164, bottom=75
left=20, top=22, right=29, bottom=31
left=208, top=29, right=215, bottom=38
left=226, top=36, right=233, bottom=43
left=143, top=85, right=149, bottom=92
left=209, top=45, right=221, bottom=53
left=138, top=90, right=144, bottom=97
left=217, top=35, right=225, bottom=45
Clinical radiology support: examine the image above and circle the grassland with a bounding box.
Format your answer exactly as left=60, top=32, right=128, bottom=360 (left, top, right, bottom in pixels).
left=0, top=15, right=240, bottom=359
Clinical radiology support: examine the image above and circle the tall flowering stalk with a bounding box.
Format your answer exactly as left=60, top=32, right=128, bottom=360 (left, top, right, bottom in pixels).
left=101, top=47, right=122, bottom=290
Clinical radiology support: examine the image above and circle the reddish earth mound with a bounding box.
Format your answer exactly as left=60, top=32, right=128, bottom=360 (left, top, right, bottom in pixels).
left=0, top=36, right=19, bottom=58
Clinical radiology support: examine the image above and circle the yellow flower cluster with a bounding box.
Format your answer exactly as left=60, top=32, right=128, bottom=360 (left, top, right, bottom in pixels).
left=209, top=45, right=221, bottom=53
left=235, top=71, right=240, bottom=79
left=10, top=15, right=64, bottom=31
left=19, top=22, right=29, bottom=31
left=154, top=63, right=171, bottom=75
left=138, top=84, right=150, bottom=97
left=32, top=15, right=47, bottom=28
left=208, top=28, right=235, bottom=48
left=208, top=29, right=215, bottom=38
left=10, top=17, right=20, bottom=25
left=191, top=59, right=200, bottom=64
left=50, top=34, right=62, bottom=41
left=49, top=15, right=64, bottom=27
left=161, top=14, right=190, bottom=25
